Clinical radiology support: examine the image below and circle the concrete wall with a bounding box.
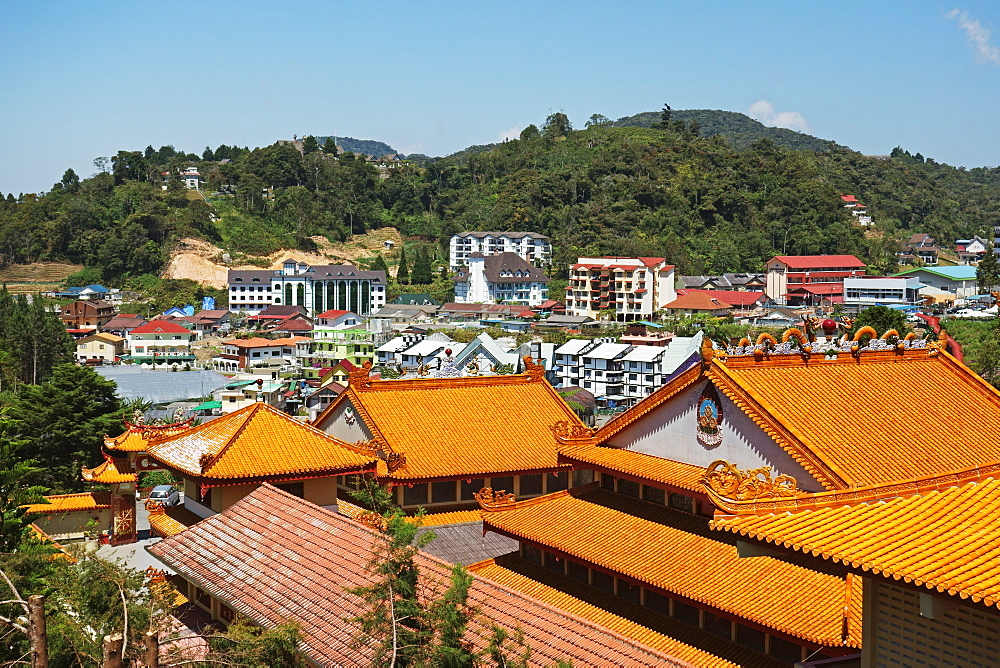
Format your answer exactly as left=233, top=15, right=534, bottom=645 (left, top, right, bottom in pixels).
left=32, top=509, right=113, bottom=539
left=316, top=397, right=373, bottom=444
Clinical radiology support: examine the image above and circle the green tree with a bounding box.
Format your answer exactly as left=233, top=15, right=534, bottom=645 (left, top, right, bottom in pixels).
left=346, top=481, right=477, bottom=667
left=518, top=125, right=540, bottom=141
left=585, top=114, right=611, bottom=128
left=397, top=247, right=410, bottom=284
left=373, top=254, right=390, bottom=274
left=411, top=247, right=433, bottom=284
left=0, top=411, right=48, bottom=551
left=302, top=135, right=320, bottom=155
left=323, top=137, right=340, bottom=155
left=977, top=244, right=999, bottom=293
left=541, top=112, right=572, bottom=140
left=852, top=305, right=907, bottom=336
left=10, top=364, right=122, bottom=491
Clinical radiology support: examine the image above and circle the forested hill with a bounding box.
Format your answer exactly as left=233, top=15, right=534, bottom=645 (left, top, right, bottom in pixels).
left=613, top=109, right=846, bottom=152
left=317, top=136, right=397, bottom=156
left=1, top=118, right=998, bottom=291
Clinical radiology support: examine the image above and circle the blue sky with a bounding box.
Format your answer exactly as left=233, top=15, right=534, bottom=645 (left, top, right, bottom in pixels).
left=1, top=1, right=998, bottom=195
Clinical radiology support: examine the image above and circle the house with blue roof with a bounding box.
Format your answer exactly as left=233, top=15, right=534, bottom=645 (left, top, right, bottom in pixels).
left=894, top=265, right=979, bottom=298
left=54, top=284, right=111, bottom=300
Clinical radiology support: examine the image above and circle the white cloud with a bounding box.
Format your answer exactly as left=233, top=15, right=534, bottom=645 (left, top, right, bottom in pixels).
left=747, top=100, right=810, bottom=133
left=947, top=9, right=1000, bottom=64
left=499, top=125, right=522, bottom=141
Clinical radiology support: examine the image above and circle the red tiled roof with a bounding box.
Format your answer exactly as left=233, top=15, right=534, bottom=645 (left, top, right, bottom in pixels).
left=316, top=309, right=352, bottom=319
left=840, top=195, right=858, bottom=203
left=662, top=293, right=733, bottom=311
left=148, top=485, right=691, bottom=667
left=678, top=290, right=765, bottom=308
left=130, top=320, right=193, bottom=335
left=770, top=255, right=866, bottom=270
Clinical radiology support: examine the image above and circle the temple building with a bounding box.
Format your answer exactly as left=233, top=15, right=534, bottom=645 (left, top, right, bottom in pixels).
left=312, top=359, right=590, bottom=513
left=466, top=325, right=1000, bottom=666
left=142, top=402, right=379, bottom=528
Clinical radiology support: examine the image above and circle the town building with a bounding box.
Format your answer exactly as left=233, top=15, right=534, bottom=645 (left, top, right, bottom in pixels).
left=227, top=260, right=387, bottom=316
left=842, top=276, right=922, bottom=309
left=451, top=252, right=550, bottom=306
left=60, top=299, right=116, bottom=329
left=75, top=332, right=125, bottom=364
left=661, top=291, right=734, bottom=317
left=764, top=255, right=867, bottom=305
left=449, top=231, right=552, bottom=270
left=894, top=265, right=979, bottom=299
left=126, top=320, right=195, bottom=364
left=896, top=233, right=939, bottom=266
left=840, top=194, right=873, bottom=226
left=216, top=375, right=291, bottom=413
left=181, top=166, right=200, bottom=189
left=212, top=336, right=308, bottom=372
left=676, top=274, right=765, bottom=292
left=53, top=284, right=114, bottom=300
left=955, top=235, right=991, bottom=264
left=565, top=257, right=677, bottom=321
left=100, top=314, right=147, bottom=337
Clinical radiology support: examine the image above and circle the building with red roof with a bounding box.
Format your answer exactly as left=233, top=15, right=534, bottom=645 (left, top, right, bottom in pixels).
left=126, top=320, right=196, bottom=364
left=765, top=255, right=866, bottom=304
left=566, top=257, right=676, bottom=321
left=661, top=292, right=734, bottom=317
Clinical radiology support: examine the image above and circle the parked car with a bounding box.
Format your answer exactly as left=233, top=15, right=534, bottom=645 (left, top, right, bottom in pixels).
left=148, top=484, right=180, bottom=506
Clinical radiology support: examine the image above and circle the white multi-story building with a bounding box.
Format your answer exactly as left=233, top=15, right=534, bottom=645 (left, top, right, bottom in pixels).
left=452, top=253, right=549, bottom=306
left=553, top=334, right=703, bottom=405
left=449, top=231, right=551, bottom=270
left=228, top=260, right=387, bottom=316
left=843, top=277, right=921, bottom=309
left=565, top=257, right=676, bottom=321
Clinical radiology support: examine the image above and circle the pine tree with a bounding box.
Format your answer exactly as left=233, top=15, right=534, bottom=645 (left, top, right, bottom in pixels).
left=373, top=254, right=389, bottom=274
left=323, top=138, right=339, bottom=155
left=411, top=248, right=433, bottom=285
left=396, top=247, right=410, bottom=284
left=302, top=135, right=320, bottom=155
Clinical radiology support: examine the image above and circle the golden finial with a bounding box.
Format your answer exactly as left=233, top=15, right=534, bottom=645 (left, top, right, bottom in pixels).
left=475, top=487, right=516, bottom=510
left=701, top=460, right=801, bottom=501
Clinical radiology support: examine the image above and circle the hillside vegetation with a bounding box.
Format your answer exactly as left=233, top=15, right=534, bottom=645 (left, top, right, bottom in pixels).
left=0, top=113, right=997, bottom=292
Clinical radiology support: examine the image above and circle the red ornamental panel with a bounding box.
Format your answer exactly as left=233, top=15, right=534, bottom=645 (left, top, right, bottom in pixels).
left=111, top=493, right=137, bottom=546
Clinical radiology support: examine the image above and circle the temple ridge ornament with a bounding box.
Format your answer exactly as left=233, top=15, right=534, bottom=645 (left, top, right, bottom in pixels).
left=551, top=420, right=595, bottom=442
left=695, top=384, right=723, bottom=448
left=522, top=356, right=546, bottom=381
left=349, top=361, right=374, bottom=389
left=383, top=442, right=406, bottom=473
left=701, top=460, right=801, bottom=501
left=474, top=487, right=516, bottom=509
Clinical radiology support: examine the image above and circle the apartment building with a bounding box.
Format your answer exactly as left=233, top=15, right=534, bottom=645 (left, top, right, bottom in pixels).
left=452, top=252, right=550, bottom=306
left=449, top=231, right=551, bottom=270
left=764, top=255, right=867, bottom=305
left=565, top=257, right=676, bottom=321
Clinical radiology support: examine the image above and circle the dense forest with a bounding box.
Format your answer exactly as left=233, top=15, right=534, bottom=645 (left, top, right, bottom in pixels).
left=1, top=109, right=998, bottom=288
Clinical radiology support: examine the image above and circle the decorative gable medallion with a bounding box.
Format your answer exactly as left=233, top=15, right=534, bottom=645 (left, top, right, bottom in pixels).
left=696, top=383, right=723, bottom=449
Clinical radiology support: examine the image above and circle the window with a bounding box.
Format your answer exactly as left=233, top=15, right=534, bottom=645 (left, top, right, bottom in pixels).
left=461, top=479, right=486, bottom=500
left=642, top=486, right=666, bottom=505
left=669, top=493, right=694, bottom=513
left=431, top=481, right=457, bottom=504
left=617, top=478, right=640, bottom=498
left=617, top=579, right=641, bottom=604
left=403, top=484, right=428, bottom=506
left=566, top=560, right=589, bottom=583
left=591, top=570, right=614, bottom=594
left=489, top=476, right=514, bottom=494
left=645, top=590, right=670, bottom=616
left=547, top=471, right=569, bottom=493
left=522, top=544, right=542, bottom=565
left=601, top=473, right=616, bottom=491
left=769, top=636, right=802, bottom=662
left=704, top=612, right=732, bottom=639
left=519, top=474, right=543, bottom=496
left=736, top=624, right=766, bottom=652
left=672, top=600, right=699, bottom=626
left=543, top=551, right=562, bottom=573
left=275, top=482, right=304, bottom=498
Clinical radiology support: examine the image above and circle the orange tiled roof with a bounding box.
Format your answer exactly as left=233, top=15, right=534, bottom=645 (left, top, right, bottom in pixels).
left=149, top=484, right=691, bottom=667
left=708, top=348, right=1000, bottom=488
left=24, top=492, right=112, bottom=514
left=480, top=486, right=861, bottom=647
left=146, top=502, right=202, bottom=538
left=104, top=420, right=193, bottom=453
left=558, top=444, right=706, bottom=494
left=145, top=403, right=377, bottom=482
left=469, top=555, right=784, bottom=668
left=81, top=457, right=137, bottom=484
left=315, top=365, right=585, bottom=483
left=708, top=460, right=1000, bottom=610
